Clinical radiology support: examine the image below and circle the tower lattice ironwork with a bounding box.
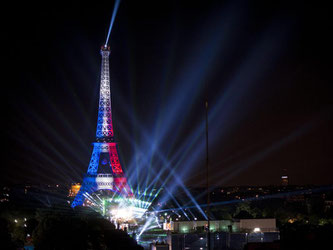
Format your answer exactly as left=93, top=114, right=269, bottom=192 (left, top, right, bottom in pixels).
left=71, top=46, right=133, bottom=208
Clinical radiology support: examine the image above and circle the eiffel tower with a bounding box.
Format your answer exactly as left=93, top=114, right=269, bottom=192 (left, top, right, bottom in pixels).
left=71, top=46, right=133, bottom=208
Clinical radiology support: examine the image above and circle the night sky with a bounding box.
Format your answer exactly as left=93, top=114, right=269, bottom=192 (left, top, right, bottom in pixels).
left=1, top=0, right=332, bottom=188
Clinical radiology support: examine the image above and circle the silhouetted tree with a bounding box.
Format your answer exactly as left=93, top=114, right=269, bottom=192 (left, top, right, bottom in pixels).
left=234, top=202, right=255, bottom=219
left=234, top=210, right=254, bottom=219
left=33, top=207, right=143, bottom=250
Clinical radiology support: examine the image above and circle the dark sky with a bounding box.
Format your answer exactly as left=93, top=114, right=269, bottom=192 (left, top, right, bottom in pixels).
left=1, top=0, right=332, bottom=188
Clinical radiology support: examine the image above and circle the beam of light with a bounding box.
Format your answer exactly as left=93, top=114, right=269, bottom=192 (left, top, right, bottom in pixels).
left=105, top=0, right=122, bottom=47
left=33, top=79, right=92, bottom=155
left=111, top=96, right=208, bottom=218
left=83, top=192, right=103, bottom=208
left=147, top=0, right=242, bottom=149
left=123, top=127, right=207, bottom=219
left=207, top=22, right=294, bottom=141
left=12, top=124, right=81, bottom=184
left=112, top=93, right=197, bottom=184
left=138, top=213, right=160, bottom=237
left=6, top=77, right=98, bottom=184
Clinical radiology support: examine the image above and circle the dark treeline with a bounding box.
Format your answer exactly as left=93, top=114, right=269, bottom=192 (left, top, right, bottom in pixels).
left=0, top=203, right=143, bottom=250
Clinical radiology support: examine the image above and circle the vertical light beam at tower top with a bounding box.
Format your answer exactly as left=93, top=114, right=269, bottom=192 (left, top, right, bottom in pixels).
left=105, top=0, right=122, bottom=47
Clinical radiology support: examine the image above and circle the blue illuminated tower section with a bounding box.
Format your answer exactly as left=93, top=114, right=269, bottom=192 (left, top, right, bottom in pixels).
left=71, top=46, right=133, bottom=208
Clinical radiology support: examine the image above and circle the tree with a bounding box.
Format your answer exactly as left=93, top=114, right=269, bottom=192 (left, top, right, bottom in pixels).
left=33, top=208, right=143, bottom=250
left=0, top=218, right=15, bottom=250
left=234, top=210, right=254, bottom=219
left=234, top=202, right=255, bottom=219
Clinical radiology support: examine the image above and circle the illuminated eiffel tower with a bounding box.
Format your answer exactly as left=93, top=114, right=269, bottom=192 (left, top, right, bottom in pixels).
left=72, top=46, right=133, bottom=208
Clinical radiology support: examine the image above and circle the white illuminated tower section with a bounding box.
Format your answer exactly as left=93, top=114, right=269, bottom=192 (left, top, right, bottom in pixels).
left=72, top=46, right=133, bottom=208
left=95, top=47, right=114, bottom=143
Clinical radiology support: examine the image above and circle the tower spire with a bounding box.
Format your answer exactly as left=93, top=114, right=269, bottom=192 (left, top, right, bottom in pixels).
left=96, top=46, right=114, bottom=142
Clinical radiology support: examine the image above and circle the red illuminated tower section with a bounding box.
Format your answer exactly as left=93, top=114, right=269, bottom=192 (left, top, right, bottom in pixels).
left=72, top=46, right=132, bottom=207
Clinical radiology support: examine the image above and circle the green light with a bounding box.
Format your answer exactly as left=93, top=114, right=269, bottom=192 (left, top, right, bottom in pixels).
left=181, top=227, right=189, bottom=233
left=102, top=199, right=106, bottom=216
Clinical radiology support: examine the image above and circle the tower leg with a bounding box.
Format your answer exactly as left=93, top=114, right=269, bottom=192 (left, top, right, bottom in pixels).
left=71, top=176, right=97, bottom=208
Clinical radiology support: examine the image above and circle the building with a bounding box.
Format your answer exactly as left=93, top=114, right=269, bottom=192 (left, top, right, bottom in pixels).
left=281, top=175, right=289, bottom=186
left=165, top=218, right=278, bottom=234
left=281, top=169, right=289, bottom=186
left=163, top=219, right=279, bottom=249
left=234, top=218, right=277, bottom=233
left=68, top=183, right=81, bottom=197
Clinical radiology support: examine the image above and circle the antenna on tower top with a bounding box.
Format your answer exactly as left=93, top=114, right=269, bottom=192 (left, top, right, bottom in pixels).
left=104, top=0, right=122, bottom=47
